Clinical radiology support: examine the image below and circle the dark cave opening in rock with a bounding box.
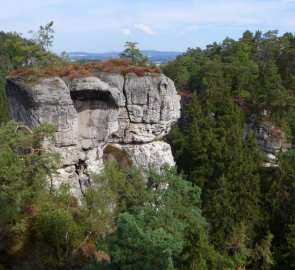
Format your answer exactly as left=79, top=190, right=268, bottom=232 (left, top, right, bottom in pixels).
left=70, top=90, right=119, bottom=141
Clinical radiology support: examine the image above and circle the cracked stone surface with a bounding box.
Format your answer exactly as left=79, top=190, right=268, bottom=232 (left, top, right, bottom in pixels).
left=243, top=118, right=291, bottom=166
left=6, top=72, right=181, bottom=196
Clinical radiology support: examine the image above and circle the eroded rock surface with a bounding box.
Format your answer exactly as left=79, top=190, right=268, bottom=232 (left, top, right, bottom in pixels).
left=6, top=72, right=180, bottom=196
left=244, top=117, right=291, bottom=166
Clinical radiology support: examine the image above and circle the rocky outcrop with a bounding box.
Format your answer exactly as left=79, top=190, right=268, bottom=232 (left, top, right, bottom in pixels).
left=6, top=72, right=180, bottom=196
left=244, top=116, right=291, bottom=166
left=179, top=96, right=291, bottom=167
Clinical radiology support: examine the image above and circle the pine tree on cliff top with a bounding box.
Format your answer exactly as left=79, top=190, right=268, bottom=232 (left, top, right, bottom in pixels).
left=119, top=41, right=148, bottom=65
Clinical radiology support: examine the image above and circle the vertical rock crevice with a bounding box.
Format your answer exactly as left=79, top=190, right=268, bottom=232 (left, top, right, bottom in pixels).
left=74, top=159, right=88, bottom=196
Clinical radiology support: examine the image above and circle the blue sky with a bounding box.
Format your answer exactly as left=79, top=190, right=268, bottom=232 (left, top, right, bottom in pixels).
left=0, top=0, right=295, bottom=53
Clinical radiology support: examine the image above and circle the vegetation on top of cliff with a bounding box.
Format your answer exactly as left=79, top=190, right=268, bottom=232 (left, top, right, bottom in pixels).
left=7, top=37, right=160, bottom=82
left=9, top=59, right=162, bottom=81
left=83, top=58, right=161, bottom=76
left=119, top=41, right=148, bottom=66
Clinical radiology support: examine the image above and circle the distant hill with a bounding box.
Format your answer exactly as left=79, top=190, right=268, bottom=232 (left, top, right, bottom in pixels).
left=67, top=50, right=183, bottom=63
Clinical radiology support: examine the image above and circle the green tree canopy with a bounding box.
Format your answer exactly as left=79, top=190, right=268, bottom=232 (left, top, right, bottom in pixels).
left=119, top=41, right=148, bottom=65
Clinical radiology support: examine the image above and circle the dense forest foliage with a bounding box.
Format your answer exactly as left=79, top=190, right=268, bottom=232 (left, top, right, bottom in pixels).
left=1, top=26, right=295, bottom=269
left=0, top=121, right=227, bottom=269
left=163, top=30, right=295, bottom=269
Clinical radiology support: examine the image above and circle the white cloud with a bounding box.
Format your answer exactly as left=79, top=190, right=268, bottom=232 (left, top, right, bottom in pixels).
left=0, top=0, right=293, bottom=34
left=135, top=24, right=155, bottom=35
left=122, top=28, right=131, bottom=35
left=0, top=0, right=292, bottom=35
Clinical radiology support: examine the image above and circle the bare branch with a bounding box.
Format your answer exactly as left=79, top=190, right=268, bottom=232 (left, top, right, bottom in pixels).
left=15, top=125, right=33, bottom=135
left=72, top=232, right=93, bottom=255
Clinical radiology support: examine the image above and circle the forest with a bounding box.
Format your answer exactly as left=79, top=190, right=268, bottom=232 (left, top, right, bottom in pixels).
left=1, top=24, right=295, bottom=269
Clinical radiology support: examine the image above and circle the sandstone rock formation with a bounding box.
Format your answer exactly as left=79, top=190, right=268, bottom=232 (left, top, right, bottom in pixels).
left=244, top=116, right=291, bottom=166
left=6, top=72, right=181, bottom=196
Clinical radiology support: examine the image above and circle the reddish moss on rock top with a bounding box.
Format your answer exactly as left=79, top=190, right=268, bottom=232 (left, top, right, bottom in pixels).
left=83, top=60, right=162, bottom=76
left=9, top=59, right=162, bottom=80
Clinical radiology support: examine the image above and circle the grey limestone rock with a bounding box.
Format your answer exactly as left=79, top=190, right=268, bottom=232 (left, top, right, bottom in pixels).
left=124, top=73, right=180, bottom=125
left=6, top=77, right=79, bottom=147
left=6, top=71, right=181, bottom=196
left=122, top=141, right=175, bottom=172
left=243, top=115, right=291, bottom=166
left=252, top=120, right=290, bottom=166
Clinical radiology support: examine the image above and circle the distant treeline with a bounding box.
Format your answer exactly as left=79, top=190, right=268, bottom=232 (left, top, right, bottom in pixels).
left=67, top=50, right=182, bottom=63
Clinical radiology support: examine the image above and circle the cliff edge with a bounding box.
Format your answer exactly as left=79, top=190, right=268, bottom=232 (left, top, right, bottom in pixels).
left=6, top=67, right=181, bottom=196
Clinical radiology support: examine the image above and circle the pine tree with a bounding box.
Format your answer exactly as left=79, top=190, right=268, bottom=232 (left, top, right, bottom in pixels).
left=185, top=94, right=262, bottom=252
left=97, top=167, right=219, bottom=269
left=119, top=41, right=148, bottom=65
left=260, top=59, right=288, bottom=118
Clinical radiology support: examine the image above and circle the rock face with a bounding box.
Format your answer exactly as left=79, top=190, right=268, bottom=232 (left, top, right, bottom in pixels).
left=6, top=72, right=181, bottom=196
left=244, top=116, right=291, bottom=166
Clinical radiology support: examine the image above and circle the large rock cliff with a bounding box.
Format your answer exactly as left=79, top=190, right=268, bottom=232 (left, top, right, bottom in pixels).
left=6, top=71, right=181, bottom=196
